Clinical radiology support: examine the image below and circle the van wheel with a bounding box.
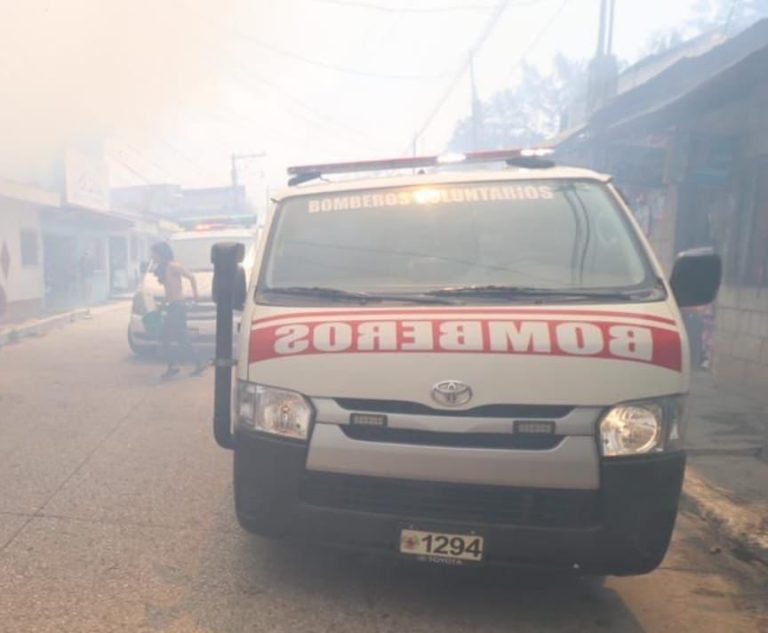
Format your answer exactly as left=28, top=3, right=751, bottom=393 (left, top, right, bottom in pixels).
left=236, top=511, right=286, bottom=539
left=127, top=328, right=155, bottom=357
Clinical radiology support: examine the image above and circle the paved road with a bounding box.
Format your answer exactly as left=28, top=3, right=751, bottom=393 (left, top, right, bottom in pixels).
left=1, top=304, right=766, bottom=633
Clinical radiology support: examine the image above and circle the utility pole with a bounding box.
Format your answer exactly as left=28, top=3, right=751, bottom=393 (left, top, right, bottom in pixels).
left=587, top=0, right=618, bottom=115
left=596, top=0, right=608, bottom=58
left=606, top=0, right=616, bottom=57
left=594, top=0, right=616, bottom=57
left=230, top=152, right=266, bottom=217
left=469, top=51, right=481, bottom=152
left=407, top=0, right=509, bottom=157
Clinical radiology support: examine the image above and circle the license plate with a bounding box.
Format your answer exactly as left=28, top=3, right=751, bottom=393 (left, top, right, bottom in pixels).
left=399, top=529, right=484, bottom=564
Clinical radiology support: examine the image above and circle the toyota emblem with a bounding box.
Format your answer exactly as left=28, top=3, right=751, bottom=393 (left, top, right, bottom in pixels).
left=431, top=380, right=473, bottom=407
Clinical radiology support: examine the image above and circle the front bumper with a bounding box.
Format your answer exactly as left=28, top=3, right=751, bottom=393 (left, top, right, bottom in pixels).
left=233, top=432, right=685, bottom=575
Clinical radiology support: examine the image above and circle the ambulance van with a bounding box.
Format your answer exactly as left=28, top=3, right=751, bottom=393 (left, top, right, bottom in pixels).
left=209, top=150, right=721, bottom=575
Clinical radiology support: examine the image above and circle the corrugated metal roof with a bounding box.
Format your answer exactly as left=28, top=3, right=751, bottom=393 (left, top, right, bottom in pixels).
left=590, top=19, right=768, bottom=132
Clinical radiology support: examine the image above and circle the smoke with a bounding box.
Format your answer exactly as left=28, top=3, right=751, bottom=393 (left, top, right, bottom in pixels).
left=0, top=0, right=234, bottom=182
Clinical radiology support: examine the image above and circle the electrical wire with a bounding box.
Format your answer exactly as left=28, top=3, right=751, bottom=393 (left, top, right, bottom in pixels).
left=233, top=36, right=453, bottom=80
left=503, top=0, right=571, bottom=82
left=722, top=0, right=742, bottom=35
left=409, top=0, right=512, bottom=150
left=111, top=140, right=174, bottom=181
left=110, top=153, right=154, bottom=185
left=210, top=58, right=380, bottom=146
left=308, top=0, right=554, bottom=12
left=178, top=0, right=453, bottom=80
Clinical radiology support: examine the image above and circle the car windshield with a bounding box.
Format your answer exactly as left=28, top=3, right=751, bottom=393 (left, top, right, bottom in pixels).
left=169, top=235, right=252, bottom=272
left=261, top=180, right=656, bottom=300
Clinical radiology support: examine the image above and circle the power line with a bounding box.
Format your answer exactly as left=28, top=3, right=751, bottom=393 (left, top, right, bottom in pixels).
left=109, top=152, right=154, bottom=185
left=503, top=0, right=571, bottom=82
left=210, top=58, right=379, bottom=145
left=409, top=0, right=512, bottom=150
left=178, top=0, right=452, bottom=80
left=111, top=140, right=173, bottom=181
left=722, top=0, right=742, bottom=35
left=237, top=36, right=452, bottom=80
left=308, top=0, right=552, bottom=12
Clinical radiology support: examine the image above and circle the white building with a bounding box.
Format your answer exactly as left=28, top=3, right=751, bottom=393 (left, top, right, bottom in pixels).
left=0, top=178, right=59, bottom=322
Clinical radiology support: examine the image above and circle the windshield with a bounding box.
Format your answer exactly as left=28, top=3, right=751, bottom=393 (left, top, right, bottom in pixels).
left=261, top=180, right=655, bottom=300
left=169, top=235, right=252, bottom=272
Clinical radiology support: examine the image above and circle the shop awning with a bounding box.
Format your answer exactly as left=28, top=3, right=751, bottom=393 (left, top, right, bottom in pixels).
left=41, top=206, right=135, bottom=231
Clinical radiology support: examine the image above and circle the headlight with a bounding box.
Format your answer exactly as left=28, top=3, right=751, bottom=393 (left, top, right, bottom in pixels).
left=599, top=397, right=686, bottom=457
left=237, top=382, right=312, bottom=440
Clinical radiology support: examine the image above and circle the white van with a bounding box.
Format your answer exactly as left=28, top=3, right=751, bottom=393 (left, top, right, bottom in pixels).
left=210, top=150, right=721, bottom=575
left=128, top=225, right=256, bottom=356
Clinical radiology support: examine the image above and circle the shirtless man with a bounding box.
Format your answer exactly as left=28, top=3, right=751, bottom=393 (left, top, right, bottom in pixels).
left=151, top=242, right=206, bottom=378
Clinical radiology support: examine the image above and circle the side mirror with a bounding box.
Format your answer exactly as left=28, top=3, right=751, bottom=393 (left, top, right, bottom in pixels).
left=210, top=242, right=245, bottom=451
left=669, top=249, right=722, bottom=308
left=212, top=242, right=245, bottom=305
left=233, top=267, right=247, bottom=311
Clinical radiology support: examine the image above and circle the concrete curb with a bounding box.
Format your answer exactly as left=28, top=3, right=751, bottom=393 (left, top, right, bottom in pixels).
left=682, top=467, right=768, bottom=567
left=0, top=308, right=91, bottom=346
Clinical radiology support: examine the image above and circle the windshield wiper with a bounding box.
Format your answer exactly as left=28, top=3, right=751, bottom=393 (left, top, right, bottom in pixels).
left=263, top=286, right=460, bottom=305
left=426, top=285, right=656, bottom=302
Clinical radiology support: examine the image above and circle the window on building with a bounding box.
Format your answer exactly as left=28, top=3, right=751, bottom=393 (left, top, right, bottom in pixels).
left=20, top=230, right=39, bottom=267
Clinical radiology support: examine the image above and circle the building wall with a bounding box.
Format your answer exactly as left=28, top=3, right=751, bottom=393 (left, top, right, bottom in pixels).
left=705, top=86, right=768, bottom=397
left=0, top=199, right=45, bottom=321
left=637, top=186, right=679, bottom=274
left=712, top=286, right=768, bottom=395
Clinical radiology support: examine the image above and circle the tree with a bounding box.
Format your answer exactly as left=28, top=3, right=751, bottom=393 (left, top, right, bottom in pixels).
left=448, top=55, right=586, bottom=152
left=641, top=30, right=686, bottom=57
left=640, top=0, right=768, bottom=58
left=689, top=0, right=768, bottom=32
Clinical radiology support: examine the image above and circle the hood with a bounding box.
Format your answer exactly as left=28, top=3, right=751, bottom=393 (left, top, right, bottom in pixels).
left=245, top=303, right=688, bottom=407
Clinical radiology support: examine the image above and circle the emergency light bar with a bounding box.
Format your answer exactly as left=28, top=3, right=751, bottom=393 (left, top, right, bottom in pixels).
left=286, top=148, right=555, bottom=186
left=177, top=215, right=258, bottom=231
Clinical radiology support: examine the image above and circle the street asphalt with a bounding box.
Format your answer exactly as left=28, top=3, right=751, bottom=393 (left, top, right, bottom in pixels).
left=0, top=304, right=766, bottom=633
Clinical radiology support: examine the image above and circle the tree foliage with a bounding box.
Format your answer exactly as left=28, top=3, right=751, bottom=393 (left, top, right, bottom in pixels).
left=690, top=0, right=768, bottom=31
left=644, top=0, right=768, bottom=56
left=448, top=55, right=586, bottom=152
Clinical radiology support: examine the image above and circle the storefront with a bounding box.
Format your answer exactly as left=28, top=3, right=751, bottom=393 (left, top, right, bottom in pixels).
left=39, top=207, right=133, bottom=310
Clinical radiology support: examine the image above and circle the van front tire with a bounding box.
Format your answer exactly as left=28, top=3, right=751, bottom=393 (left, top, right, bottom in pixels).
left=236, top=510, right=287, bottom=539
left=127, top=328, right=155, bottom=358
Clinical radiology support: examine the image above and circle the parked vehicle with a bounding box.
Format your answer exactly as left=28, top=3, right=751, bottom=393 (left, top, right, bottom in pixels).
left=128, top=225, right=258, bottom=357
left=210, top=150, right=721, bottom=575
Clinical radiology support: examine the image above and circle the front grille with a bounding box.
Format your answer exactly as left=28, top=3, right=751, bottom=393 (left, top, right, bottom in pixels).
left=334, top=399, right=573, bottom=419
left=341, top=426, right=563, bottom=450
left=300, top=473, right=598, bottom=528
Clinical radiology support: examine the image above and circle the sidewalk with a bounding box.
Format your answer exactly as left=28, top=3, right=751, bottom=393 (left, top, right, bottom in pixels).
left=0, top=301, right=127, bottom=347
left=684, top=370, right=768, bottom=566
